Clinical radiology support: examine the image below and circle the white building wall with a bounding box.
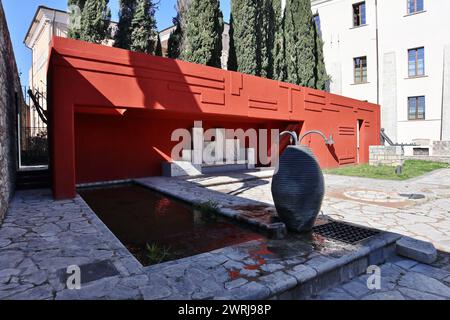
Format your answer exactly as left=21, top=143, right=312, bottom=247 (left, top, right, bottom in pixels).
left=312, top=0, right=450, bottom=144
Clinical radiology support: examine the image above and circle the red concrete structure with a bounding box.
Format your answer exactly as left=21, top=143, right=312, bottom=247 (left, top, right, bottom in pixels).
left=48, top=37, right=380, bottom=199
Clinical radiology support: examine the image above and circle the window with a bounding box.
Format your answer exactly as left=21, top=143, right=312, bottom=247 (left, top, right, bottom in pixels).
left=354, top=56, right=367, bottom=83
left=408, top=47, right=425, bottom=77
left=408, top=96, right=425, bottom=120
left=353, top=2, right=366, bottom=27
left=314, top=14, right=322, bottom=38
left=407, top=0, right=424, bottom=14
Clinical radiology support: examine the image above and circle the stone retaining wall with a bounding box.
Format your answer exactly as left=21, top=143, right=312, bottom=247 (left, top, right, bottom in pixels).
left=433, top=141, right=450, bottom=156
left=0, top=0, right=19, bottom=223
left=369, top=146, right=404, bottom=167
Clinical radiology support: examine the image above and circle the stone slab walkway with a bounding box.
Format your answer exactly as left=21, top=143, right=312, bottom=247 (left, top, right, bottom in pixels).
left=206, top=169, right=450, bottom=252
left=0, top=188, right=397, bottom=300
left=311, top=253, right=450, bottom=300
left=2, top=168, right=450, bottom=300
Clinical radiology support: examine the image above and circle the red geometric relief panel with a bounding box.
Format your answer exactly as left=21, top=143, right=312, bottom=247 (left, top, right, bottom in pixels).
left=305, top=91, right=326, bottom=112
left=338, top=126, right=356, bottom=136
left=230, top=72, right=243, bottom=96
left=330, top=101, right=354, bottom=111
left=168, top=83, right=225, bottom=106
left=339, top=156, right=356, bottom=165
left=248, top=98, right=278, bottom=111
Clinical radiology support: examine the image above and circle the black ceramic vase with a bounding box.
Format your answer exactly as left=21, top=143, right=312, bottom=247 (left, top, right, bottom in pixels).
left=271, top=145, right=325, bottom=233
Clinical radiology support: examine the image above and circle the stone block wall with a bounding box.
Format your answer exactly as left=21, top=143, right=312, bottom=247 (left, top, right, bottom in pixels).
left=369, top=146, right=404, bottom=167
left=0, top=0, right=19, bottom=223
left=433, top=141, right=450, bottom=156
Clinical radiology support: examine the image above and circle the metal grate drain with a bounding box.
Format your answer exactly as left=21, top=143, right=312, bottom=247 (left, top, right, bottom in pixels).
left=313, top=221, right=380, bottom=244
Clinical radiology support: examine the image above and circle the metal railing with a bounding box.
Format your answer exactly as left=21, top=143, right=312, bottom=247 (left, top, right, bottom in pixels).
left=18, top=86, right=49, bottom=168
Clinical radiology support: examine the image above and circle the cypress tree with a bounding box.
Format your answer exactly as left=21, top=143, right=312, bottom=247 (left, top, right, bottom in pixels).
left=227, top=14, right=238, bottom=71
left=80, top=0, right=111, bottom=44
left=180, top=0, right=223, bottom=68
left=273, top=0, right=287, bottom=81
left=114, top=0, right=136, bottom=49
left=167, top=0, right=189, bottom=59
left=130, top=0, right=158, bottom=54
left=283, top=0, right=316, bottom=87
left=228, top=0, right=260, bottom=75
left=313, top=18, right=329, bottom=90
left=68, top=0, right=86, bottom=39
left=167, top=18, right=182, bottom=59
left=259, top=0, right=276, bottom=79
left=155, top=35, right=163, bottom=56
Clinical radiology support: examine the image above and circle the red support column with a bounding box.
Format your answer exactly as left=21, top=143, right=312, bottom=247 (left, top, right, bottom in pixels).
left=50, top=67, right=76, bottom=199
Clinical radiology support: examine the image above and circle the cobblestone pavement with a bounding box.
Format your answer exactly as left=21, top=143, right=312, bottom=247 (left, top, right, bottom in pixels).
left=1, top=169, right=450, bottom=300
left=311, top=253, right=450, bottom=300
left=0, top=188, right=398, bottom=300
left=206, top=169, right=450, bottom=252
left=203, top=168, right=450, bottom=299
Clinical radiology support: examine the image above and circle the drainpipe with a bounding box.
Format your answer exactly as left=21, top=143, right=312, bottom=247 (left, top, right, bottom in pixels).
left=51, top=9, right=56, bottom=37
left=375, top=0, right=380, bottom=105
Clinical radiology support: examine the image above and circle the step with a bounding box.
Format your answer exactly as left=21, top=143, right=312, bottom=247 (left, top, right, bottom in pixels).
left=16, top=169, right=51, bottom=190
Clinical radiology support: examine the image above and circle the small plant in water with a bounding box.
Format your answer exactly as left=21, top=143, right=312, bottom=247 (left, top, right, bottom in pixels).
left=195, top=200, right=220, bottom=222
left=146, top=243, right=172, bottom=265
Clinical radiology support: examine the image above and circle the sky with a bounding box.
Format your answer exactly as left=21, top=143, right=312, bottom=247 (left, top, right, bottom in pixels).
left=3, top=0, right=231, bottom=86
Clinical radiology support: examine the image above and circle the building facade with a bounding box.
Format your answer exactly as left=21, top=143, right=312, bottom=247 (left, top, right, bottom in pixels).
left=311, top=0, right=450, bottom=144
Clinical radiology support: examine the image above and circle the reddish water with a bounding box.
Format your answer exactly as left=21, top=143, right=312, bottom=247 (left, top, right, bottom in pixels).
left=79, top=184, right=265, bottom=266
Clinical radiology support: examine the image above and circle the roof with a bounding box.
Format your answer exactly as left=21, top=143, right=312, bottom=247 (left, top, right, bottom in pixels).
left=24, top=6, right=67, bottom=45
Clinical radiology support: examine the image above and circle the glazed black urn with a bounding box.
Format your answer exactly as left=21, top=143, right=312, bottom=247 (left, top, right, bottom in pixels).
left=271, top=145, right=325, bottom=233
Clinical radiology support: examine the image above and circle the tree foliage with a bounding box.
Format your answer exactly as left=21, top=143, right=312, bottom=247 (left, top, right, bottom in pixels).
left=179, top=0, right=223, bottom=67
left=67, top=0, right=86, bottom=39
left=114, top=0, right=136, bottom=49
left=273, top=0, right=286, bottom=81
left=130, top=0, right=158, bottom=54
left=79, top=0, right=111, bottom=44
left=155, top=35, right=163, bottom=56
left=167, top=0, right=189, bottom=59
left=284, top=0, right=316, bottom=87
left=228, top=0, right=259, bottom=75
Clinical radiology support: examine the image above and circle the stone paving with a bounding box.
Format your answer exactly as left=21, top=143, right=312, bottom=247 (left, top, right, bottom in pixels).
left=1, top=168, right=450, bottom=300
left=202, top=168, right=450, bottom=299
left=311, top=253, right=450, bottom=300
left=0, top=188, right=398, bottom=300
left=206, top=169, right=450, bottom=252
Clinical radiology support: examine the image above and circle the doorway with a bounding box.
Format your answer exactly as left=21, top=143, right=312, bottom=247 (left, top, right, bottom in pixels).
left=356, top=119, right=364, bottom=164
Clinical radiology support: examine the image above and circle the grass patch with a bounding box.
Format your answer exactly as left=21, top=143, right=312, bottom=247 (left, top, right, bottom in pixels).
left=145, top=243, right=173, bottom=265
left=324, top=160, right=449, bottom=180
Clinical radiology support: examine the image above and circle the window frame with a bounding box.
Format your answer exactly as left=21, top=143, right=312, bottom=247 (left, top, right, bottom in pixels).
left=408, top=47, right=425, bottom=77
left=353, top=56, right=368, bottom=84
left=352, top=1, right=366, bottom=27
left=408, top=96, right=426, bottom=120
left=407, top=0, right=424, bottom=15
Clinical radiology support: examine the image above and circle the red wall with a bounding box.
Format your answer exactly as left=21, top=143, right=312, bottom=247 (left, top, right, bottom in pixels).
left=75, top=111, right=293, bottom=184
left=48, top=37, right=380, bottom=199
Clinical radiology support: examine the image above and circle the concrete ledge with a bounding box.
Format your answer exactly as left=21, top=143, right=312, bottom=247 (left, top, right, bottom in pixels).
left=396, top=237, right=437, bottom=264
left=134, top=176, right=287, bottom=239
